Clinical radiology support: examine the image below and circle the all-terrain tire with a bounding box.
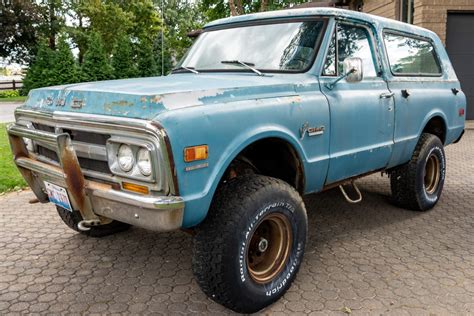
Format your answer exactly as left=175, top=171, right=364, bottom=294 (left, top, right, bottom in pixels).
left=390, top=133, right=446, bottom=211
left=56, top=206, right=131, bottom=238
left=192, top=175, right=307, bottom=313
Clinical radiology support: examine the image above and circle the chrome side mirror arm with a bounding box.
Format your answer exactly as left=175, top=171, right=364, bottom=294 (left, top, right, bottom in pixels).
left=325, top=68, right=356, bottom=90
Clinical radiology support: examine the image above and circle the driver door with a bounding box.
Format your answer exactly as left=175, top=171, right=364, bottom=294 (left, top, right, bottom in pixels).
left=319, top=21, right=395, bottom=184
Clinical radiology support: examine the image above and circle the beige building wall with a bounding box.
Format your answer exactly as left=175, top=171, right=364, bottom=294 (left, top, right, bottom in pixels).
left=361, top=0, right=474, bottom=44
left=414, top=0, right=474, bottom=44
left=362, top=0, right=398, bottom=20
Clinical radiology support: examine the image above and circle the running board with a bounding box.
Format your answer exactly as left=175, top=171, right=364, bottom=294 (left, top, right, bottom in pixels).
left=339, top=181, right=362, bottom=204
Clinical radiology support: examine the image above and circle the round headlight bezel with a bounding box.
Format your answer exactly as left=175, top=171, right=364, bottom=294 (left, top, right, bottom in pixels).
left=117, top=144, right=135, bottom=172
left=137, top=147, right=152, bottom=176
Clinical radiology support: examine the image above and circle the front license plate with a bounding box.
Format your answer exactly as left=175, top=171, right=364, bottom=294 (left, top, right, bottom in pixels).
left=44, top=181, right=72, bottom=212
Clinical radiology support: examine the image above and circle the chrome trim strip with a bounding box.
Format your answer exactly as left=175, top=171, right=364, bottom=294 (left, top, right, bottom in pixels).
left=8, top=124, right=59, bottom=147
left=92, top=189, right=184, bottom=210
left=36, top=140, right=108, bottom=162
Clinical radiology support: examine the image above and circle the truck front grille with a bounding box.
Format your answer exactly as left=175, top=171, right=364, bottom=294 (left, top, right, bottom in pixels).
left=31, top=123, right=112, bottom=178
left=37, top=145, right=112, bottom=175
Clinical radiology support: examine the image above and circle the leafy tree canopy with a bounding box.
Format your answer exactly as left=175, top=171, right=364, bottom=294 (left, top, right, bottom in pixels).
left=0, top=1, right=44, bottom=64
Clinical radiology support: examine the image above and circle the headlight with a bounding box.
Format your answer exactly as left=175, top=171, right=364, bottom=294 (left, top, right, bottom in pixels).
left=137, top=147, right=152, bottom=176
left=117, top=144, right=134, bottom=172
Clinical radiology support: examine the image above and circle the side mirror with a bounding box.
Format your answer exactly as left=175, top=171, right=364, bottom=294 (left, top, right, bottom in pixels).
left=325, top=57, right=364, bottom=90
left=343, top=57, right=363, bottom=83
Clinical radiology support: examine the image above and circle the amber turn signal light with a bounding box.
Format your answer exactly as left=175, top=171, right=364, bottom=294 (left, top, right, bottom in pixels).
left=184, top=145, right=208, bottom=162
left=122, top=182, right=149, bottom=195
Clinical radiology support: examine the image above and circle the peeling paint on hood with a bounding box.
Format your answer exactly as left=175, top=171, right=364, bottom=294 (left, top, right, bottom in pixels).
left=21, top=73, right=299, bottom=120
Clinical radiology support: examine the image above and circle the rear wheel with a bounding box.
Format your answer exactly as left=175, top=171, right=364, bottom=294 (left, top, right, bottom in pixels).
left=390, top=133, right=446, bottom=211
left=56, top=206, right=131, bottom=238
left=192, top=175, right=307, bottom=313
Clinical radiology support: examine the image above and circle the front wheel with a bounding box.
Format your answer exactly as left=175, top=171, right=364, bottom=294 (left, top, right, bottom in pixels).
left=390, top=133, right=446, bottom=211
left=192, top=175, right=307, bottom=313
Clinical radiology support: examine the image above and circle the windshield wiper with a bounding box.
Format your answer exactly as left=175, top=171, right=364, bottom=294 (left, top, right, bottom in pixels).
left=221, top=60, right=264, bottom=76
left=172, top=66, right=199, bottom=74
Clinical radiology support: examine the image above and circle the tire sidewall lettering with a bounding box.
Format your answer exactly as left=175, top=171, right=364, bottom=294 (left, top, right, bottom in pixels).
left=238, top=200, right=304, bottom=299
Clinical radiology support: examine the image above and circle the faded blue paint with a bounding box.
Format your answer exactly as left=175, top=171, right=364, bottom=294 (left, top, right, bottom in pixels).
left=19, top=8, right=465, bottom=228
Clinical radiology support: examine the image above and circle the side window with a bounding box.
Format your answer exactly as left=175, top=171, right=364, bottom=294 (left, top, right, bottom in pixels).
left=383, top=32, right=441, bottom=75
left=323, top=23, right=378, bottom=77
left=337, top=23, right=377, bottom=77
left=322, top=31, right=336, bottom=76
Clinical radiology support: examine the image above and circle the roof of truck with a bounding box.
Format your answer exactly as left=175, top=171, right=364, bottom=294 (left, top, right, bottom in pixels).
left=204, top=7, right=438, bottom=40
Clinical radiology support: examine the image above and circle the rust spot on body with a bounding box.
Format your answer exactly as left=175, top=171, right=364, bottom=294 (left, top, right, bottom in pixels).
left=151, top=95, right=162, bottom=104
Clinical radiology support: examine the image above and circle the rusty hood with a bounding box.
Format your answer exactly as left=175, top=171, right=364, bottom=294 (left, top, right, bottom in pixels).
left=21, top=73, right=300, bottom=120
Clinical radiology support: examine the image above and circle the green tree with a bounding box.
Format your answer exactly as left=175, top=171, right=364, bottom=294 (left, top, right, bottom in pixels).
left=81, top=32, right=114, bottom=81
left=154, top=33, right=173, bottom=75
left=137, top=40, right=158, bottom=77
left=21, top=41, right=56, bottom=94
left=38, top=0, right=65, bottom=50
left=151, top=0, right=204, bottom=74
left=112, top=36, right=137, bottom=79
left=0, top=1, right=43, bottom=64
left=48, top=37, right=81, bottom=86
left=79, top=0, right=133, bottom=55
left=199, top=0, right=308, bottom=21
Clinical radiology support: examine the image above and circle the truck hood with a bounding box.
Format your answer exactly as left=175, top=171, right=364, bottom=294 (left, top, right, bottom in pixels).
left=21, top=73, right=300, bottom=120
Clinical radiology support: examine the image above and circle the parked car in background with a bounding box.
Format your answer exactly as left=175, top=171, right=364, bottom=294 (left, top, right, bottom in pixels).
left=7, top=8, right=465, bottom=313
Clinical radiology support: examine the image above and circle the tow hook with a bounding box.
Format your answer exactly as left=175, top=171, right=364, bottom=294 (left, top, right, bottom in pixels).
left=77, top=219, right=101, bottom=231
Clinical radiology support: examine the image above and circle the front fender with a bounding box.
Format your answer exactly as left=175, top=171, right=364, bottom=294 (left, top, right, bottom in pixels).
left=180, top=126, right=307, bottom=228
left=187, top=126, right=308, bottom=222
left=154, top=96, right=319, bottom=228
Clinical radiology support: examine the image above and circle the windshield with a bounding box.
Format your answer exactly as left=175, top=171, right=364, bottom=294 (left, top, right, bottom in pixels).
left=177, top=20, right=326, bottom=73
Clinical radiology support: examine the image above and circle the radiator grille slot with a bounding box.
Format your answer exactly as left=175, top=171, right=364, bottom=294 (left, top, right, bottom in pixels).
left=32, top=123, right=112, bottom=177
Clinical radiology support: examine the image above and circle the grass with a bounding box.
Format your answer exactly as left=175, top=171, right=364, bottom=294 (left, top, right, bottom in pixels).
left=0, top=96, right=27, bottom=103
left=0, top=123, right=27, bottom=193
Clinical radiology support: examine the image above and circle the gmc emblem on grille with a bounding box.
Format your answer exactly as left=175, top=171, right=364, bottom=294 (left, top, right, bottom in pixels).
left=71, top=98, right=84, bottom=109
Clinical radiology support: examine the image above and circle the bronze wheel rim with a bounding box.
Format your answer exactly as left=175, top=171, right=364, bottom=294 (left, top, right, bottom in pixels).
left=246, top=213, right=292, bottom=284
left=424, top=154, right=440, bottom=195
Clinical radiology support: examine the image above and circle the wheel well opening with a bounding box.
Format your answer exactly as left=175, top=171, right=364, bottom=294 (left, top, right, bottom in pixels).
left=423, top=117, right=446, bottom=144
left=223, top=138, right=305, bottom=194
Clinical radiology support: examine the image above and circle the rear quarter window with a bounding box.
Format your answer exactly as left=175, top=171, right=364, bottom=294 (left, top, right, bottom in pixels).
left=383, top=32, right=442, bottom=76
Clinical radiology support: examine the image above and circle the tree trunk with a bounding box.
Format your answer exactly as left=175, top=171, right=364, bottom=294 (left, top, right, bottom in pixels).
left=229, top=0, right=243, bottom=16
left=260, top=0, right=268, bottom=12
left=78, top=16, right=84, bottom=64
left=235, top=0, right=243, bottom=15
left=48, top=0, right=56, bottom=50
left=229, top=0, right=238, bottom=16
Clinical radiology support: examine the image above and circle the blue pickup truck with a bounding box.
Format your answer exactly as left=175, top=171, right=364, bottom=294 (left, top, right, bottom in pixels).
left=7, top=7, right=465, bottom=313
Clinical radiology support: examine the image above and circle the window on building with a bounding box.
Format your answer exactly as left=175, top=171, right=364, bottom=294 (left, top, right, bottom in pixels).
left=400, top=0, right=414, bottom=24
left=383, top=32, right=442, bottom=76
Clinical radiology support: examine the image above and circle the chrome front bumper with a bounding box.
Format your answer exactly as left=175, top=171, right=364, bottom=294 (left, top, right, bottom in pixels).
left=7, top=123, right=184, bottom=232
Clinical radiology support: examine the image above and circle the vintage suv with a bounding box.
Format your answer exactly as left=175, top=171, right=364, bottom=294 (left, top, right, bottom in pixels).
left=7, top=7, right=465, bottom=313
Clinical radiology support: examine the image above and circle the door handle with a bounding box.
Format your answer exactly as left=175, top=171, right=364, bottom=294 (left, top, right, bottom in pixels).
left=380, top=92, right=395, bottom=99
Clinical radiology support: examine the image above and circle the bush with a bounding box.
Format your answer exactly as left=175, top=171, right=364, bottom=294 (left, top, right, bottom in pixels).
left=0, top=90, right=20, bottom=98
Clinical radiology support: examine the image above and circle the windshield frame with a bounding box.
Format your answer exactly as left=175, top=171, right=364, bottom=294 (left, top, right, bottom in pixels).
left=175, top=17, right=329, bottom=75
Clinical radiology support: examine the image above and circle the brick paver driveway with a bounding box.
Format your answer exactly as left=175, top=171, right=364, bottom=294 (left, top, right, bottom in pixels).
left=1, top=131, right=473, bottom=315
